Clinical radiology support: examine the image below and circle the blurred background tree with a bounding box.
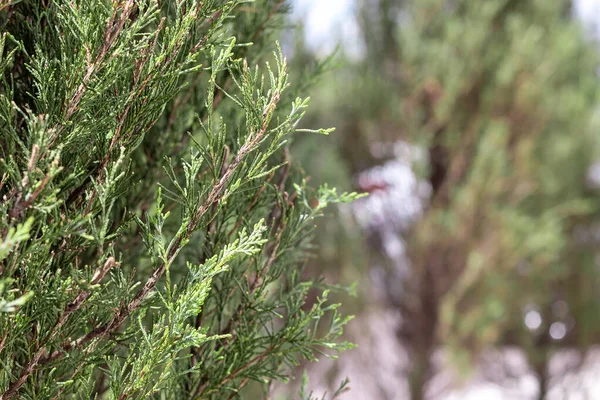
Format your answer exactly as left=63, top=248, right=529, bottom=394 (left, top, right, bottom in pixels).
left=285, top=0, right=600, bottom=399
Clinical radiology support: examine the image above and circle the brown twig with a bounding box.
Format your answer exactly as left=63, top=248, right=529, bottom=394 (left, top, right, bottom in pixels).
left=8, top=170, right=51, bottom=220
left=249, top=0, right=284, bottom=43
left=188, top=145, right=231, bottom=373
left=227, top=377, right=249, bottom=400
left=0, top=329, right=8, bottom=355
left=64, top=1, right=136, bottom=122
left=194, top=344, right=275, bottom=399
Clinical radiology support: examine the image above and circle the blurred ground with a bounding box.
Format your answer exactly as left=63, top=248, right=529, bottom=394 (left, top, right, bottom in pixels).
left=278, top=309, right=600, bottom=399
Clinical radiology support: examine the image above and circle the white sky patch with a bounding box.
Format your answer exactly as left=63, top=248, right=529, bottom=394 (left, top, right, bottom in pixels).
left=291, top=0, right=362, bottom=58
left=575, top=0, right=600, bottom=28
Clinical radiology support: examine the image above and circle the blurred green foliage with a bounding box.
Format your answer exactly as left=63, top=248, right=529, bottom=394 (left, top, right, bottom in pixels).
left=287, top=0, right=600, bottom=398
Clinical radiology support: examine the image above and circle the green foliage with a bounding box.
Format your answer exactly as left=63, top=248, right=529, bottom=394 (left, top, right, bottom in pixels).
left=0, top=1, right=354, bottom=399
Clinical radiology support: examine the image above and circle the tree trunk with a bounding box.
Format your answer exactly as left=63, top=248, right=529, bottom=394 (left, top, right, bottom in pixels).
left=532, top=350, right=549, bottom=400
left=536, top=363, right=548, bottom=400
left=408, top=358, right=430, bottom=400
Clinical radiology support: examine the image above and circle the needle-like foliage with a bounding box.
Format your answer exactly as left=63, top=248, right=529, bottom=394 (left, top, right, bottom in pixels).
left=0, top=1, right=357, bottom=398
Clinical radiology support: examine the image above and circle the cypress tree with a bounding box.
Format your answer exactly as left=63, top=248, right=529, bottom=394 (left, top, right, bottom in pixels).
left=0, top=1, right=357, bottom=398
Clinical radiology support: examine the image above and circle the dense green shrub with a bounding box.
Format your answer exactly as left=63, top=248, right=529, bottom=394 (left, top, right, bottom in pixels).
left=0, top=1, right=356, bottom=398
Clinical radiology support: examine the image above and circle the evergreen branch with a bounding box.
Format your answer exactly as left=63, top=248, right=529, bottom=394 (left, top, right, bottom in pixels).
left=195, top=343, right=277, bottom=399
left=0, top=2, right=355, bottom=397
left=172, top=0, right=285, bottom=154
left=203, top=150, right=291, bottom=372
left=83, top=20, right=191, bottom=216
left=0, top=257, right=118, bottom=400
left=38, top=88, right=282, bottom=374
left=227, top=170, right=275, bottom=239
left=250, top=0, right=285, bottom=43
left=67, top=7, right=214, bottom=216
left=8, top=1, right=139, bottom=220
left=64, top=0, right=136, bottom=122
left=8, top=168, right=52, bottom=220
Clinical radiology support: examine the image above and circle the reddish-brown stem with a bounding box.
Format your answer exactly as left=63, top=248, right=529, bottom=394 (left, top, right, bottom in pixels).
left=194, top=344, right=275, bottom=399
